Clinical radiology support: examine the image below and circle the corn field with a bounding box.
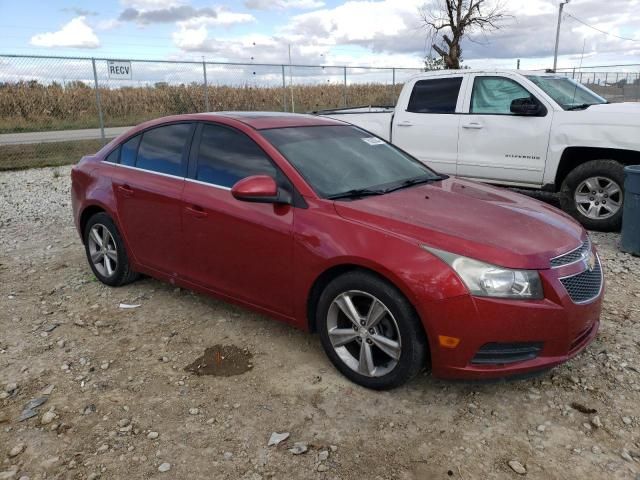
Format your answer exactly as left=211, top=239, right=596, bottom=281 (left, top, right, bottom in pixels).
left=0, top=81, right=405, bottom=134
left=1, top=54, right=638, bottom=171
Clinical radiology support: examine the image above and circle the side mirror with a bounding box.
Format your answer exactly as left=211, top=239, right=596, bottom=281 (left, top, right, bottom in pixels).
left=510, top=97, right=544, bottom=116
left=231, top=175, right=290, bottom=204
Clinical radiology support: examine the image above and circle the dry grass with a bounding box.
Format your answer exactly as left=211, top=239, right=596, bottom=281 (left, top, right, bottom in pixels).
left=0, top=139, right=104, bottom=171
left=0, top=81, right=401, bottom=134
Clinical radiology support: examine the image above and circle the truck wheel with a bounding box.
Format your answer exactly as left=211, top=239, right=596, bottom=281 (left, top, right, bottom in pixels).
left=559, top=160, right=624, bottom=232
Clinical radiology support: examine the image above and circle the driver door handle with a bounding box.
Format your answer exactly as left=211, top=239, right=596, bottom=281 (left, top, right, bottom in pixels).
left=117, top=184, right=134, bottom=197
left=462, top=122, right=483, bottom=130
left=396, top=121, right=413, bottom=127
left=185, top=205, right=208, bottom=218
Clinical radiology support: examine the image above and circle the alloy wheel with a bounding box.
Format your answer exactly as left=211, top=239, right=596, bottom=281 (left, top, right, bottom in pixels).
left=87, top=224, right=118, bottom=278
left=326, top=290, right=401, bottom=378
left=574, top=176, right=622, bottom=220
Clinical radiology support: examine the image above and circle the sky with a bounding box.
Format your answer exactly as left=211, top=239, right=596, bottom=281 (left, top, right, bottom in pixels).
left=1, top=0, right=640, bottom=71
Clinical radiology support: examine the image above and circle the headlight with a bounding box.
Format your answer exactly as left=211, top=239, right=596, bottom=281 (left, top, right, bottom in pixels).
left=422, top=245, right=543, bottom=300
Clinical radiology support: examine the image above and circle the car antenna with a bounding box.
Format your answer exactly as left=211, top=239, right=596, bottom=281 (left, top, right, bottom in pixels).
left=570, top=38, right=586, bottom=106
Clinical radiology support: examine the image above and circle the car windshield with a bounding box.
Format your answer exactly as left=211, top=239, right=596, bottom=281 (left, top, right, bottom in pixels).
left=526, top=75, right=607, bottom=110
left=261, top=125, right=441, bottom=198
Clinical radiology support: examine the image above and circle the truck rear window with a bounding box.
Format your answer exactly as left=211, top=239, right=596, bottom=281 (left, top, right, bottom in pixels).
left=407, top=77, right=463, bottom=114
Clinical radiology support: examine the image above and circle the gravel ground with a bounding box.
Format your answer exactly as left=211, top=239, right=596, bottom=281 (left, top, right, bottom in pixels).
left=1, top=166, right=639, bottom=480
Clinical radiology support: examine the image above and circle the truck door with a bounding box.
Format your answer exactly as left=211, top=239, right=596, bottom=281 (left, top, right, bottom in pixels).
left=392, top=76, right=466, bottom=176
left=456, top=74, right=552, bottom=186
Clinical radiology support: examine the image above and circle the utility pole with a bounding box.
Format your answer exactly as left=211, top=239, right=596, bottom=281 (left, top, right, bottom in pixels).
left=553, top=0, right=570, bottom=72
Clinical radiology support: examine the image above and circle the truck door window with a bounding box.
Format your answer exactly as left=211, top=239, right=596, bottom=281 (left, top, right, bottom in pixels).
left=406, top=77, right=463, bottom=114
left=471, top=77, right=534, bottom=115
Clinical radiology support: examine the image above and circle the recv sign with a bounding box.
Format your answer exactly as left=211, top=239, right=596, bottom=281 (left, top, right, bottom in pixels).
left=107, top=60, right=132, bottom=80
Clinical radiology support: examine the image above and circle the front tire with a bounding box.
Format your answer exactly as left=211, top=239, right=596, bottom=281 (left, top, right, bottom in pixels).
left=83, top=212, right=139, bottom=286
left=316, top=271, right=428, bottom=390
left=559, top=159, right=625, bottom=232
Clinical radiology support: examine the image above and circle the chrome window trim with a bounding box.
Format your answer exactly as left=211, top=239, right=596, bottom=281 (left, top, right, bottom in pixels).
left=557, top=253, right=604, bottom=305
left=107, top=160, right=237, bottom=191
left=109, top=161, right=184, bottom=181
left=185, top=178, right=232, bottom=191
left=550, top=238, right=591, bottom=269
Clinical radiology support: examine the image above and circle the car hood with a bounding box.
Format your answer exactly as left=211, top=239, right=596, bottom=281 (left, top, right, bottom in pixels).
left=333, top=177, right=585, bottom=270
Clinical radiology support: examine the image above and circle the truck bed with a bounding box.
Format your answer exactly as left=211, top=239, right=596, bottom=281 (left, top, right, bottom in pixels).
left=314, top=106, right=395, bottom=141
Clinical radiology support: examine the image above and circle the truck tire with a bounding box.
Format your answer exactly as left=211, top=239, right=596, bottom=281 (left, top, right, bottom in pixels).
left=559, top=159, right=625, bottom=232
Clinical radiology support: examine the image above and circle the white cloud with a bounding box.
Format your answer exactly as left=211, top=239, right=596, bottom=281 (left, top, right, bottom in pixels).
left=166, top=0, right=639, bottom=69
left=120, top=0, right=183, bottom=8
left=96, top=18, right=121, bottom=30
left=244, top=0, right=325, bottom=10
left=178, top=9, right=256, bottom=29
left=30, top=17, right=100, bottom=49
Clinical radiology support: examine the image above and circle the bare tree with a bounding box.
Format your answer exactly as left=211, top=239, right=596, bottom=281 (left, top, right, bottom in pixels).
left=421, top=0, right=509, bottom=69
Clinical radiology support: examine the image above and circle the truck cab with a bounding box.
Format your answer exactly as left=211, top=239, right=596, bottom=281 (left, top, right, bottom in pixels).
left=319, top=70, right=640, bottom=231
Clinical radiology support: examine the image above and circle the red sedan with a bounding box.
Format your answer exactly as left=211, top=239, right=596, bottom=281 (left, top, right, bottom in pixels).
left=71, top=112, right=602, bottom=390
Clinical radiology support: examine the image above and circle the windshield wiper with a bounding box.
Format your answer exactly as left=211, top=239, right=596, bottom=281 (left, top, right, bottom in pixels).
left=326, top=188, right=387, bottom=200
left=566, top=103, right=593, bottom=111
left=381, top=174, right=447, bottom=193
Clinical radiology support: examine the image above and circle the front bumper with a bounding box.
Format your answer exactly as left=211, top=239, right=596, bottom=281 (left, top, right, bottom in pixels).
left=418, top=256, right=603, bottom=380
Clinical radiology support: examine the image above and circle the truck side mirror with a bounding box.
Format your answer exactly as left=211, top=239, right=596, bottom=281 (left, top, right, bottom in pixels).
left=510, top=97, right=545, bottom=116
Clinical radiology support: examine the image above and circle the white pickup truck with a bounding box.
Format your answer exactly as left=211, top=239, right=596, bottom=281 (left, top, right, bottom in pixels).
left=318, top=70, right=640, bottom=231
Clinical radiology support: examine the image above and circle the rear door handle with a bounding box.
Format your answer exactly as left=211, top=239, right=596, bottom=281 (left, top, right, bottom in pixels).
left=396, top=121, right=413, bottom=127
left=462, top=123, right=483, bottom=130
left=117, top=185, right=134, bottom=197
left=185, top=205, right=208, bottom=219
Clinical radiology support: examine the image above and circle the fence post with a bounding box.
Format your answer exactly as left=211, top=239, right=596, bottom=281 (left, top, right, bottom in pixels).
left=91, top=57, right=105, bottom=144
left=391, top=68, right=396, bottom=106
left=343, top=67, right=347, bottom=107
left=202, top=59, right=210, bottom=112
left=281, top=65, right=287, bottom=112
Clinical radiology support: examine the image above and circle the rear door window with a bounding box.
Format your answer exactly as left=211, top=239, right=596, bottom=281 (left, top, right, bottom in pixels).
left=195, top=124, right=277, bottom=188
left=136, top=123, right=192, bottom=176
left=407, top=77, right=463, bottom=114
left=120, top=135, right=140, bottom=167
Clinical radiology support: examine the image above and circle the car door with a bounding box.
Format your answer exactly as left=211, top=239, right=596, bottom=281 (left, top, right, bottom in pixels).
left=110, top=122, right=193, bottom=276
left=181, top=122, right=295, bottom=316
left=456, top=74, right=553, bottom=186
left=391, top=76, right=466, bottom=175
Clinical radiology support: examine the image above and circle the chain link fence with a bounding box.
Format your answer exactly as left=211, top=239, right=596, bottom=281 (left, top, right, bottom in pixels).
left=554, top=68, right=640, bottom=104
left=0, top=54, right=423, bottom=170
left=0, top=53, right=638, bottom=170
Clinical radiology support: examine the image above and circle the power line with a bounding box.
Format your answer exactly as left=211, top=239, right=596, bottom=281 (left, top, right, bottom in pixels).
left=564, top=12, right=640, bottom=43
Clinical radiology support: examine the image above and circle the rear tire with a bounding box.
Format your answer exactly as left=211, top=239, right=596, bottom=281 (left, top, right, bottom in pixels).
left=316, top=271, right=428, bottom=390
left=559, top=160, right=624, bottom=232
left=83, top=212, right=139, bottom=286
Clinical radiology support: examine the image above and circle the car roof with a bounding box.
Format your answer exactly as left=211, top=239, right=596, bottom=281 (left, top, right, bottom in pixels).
left=193, top=111, right=346, bottom=130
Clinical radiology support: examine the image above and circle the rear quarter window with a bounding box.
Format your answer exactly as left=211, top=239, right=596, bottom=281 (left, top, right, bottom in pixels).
left=104, top=147, right=120, bottom=163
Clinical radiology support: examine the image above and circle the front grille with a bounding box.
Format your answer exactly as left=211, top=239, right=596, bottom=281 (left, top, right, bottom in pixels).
left=559, top=257, right=603, bottom=303
left=550, top=239, right=591, bottom=268
left=471, top=342, right=543, bottom=365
